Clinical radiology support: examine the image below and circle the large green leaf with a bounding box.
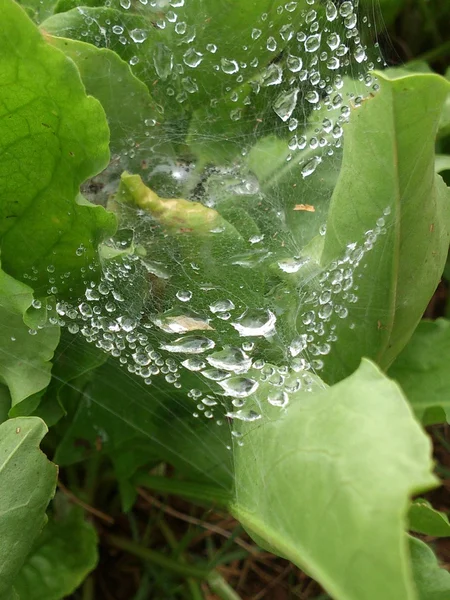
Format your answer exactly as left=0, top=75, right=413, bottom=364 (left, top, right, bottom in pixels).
left=0, top=267, right=59, bottom=414
left=0, top=417, right=57, bottom=600
left=388, top=319, right=450, bottom=425
left=0, top=0, right=116, bottom=296
left=410, top=537, right=450, bottom=600
left=408, top=499, right=450, bottom=538
left=14, top=503, right=98, bottom=600
left=231, top=360, right=437, bottom=600
left=316, top=71, right=450, bottom=383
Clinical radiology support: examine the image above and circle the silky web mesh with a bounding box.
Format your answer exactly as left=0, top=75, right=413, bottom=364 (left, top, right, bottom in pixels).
left=22, top=0, right=391, bottom=488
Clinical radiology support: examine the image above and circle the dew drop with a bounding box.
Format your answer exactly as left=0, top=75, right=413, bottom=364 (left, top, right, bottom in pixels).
left=273, top=88, right=299, bottom=122
left=161, top=335, right=215, bottom=354
left=221, top=58, right=239, bottom=74
left=183, top=48, right=203, bottom=68
left=176, top=290, right=192, bottom=302
left=219, top=376, right=258, bottom=398
left=209, top=299, right=235, bottom=314
left=130, top=28, right=148, bottom=43
left=153, top=43, right=173, bottom=79
left=232, top=308, right=276, bottom=337
left=207, top=347, right=252, bottom=374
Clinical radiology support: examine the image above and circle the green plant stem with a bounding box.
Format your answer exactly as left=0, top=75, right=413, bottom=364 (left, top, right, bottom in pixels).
left=108, top=534, right=243, bottom=600
left=416, top=0, right=443, bottom=47
left=415, top=40, right=450, bottom=64
left=134, top=473, right=230, bottom=506
left=207, top=571, right=243, bottom=600
left=81, top=576, right=95, bottom=600
left=84, top=452, right=101, bottom=505
left=159, top=520, right=204, bottom=599
left=107, top=534, right=211, bottom=579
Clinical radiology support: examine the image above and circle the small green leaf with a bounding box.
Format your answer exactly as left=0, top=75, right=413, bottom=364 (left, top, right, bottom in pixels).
left=0, top=267, right=59, bottom=413
left=319, top=71, right=450, bottom=382
left=231, top=360, right=437, bottom=600
left=408, top=499, right=450, bottom=537
left=410, top=536, right=450, bottom=600
left=14, top=504, right=98, bottom=600
left=388, top=319, right=450, bottom=425
left=0, top=417, right=57, bottom=599
left=0, top=0, right=116, bottom=296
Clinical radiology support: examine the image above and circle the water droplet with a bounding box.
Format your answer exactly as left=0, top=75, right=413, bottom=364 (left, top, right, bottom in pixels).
left=176, top=290, right=192, bottom=302
left=305, top=34, right=321, bottom=53
left=219, top=376, right=258, bottom=398
left=284, top=1, right=298, bottom=12
left=221, top=58, right=239, bottom=74
left=232, top=309, right=276, bottom=337
left=130, top=28, right=148, bottom=43
left=261, top=63, right=283, bottom=86
left=153, top=311, right=213, bottom=334
left=273, top=88, right=299, bottom=122
left=301, top=156, right=321, bottom=178
left=207, top=347, right=252, bottom=374
left=339, top=1, right=354, bottom=17
left=305, top=90, right=320, bottom=104
left=266, top=36, right=277, bottom=52
left=326, top=0, right=337, bottom=20
left=327, top=33, right=340, bottom=50
left=209, top=299, right=235, bottom=314
left=268, top=390, right=289, bottom=408
left=226, top=409, right=261, bottom=422
left=280, top=24, right=294, bottom=42
left=289, top=334, right=308, bottom=357
left=278, top=257, right=309, bottom=273
left=181, top=357, right=206, bottom=371
left=153, top=43, right=173, bottom=79
left=286, top=54, right=303, bottom=73
left=161, top=335, right=215, bottom=354
left=183, top=48, right=203, bottom=68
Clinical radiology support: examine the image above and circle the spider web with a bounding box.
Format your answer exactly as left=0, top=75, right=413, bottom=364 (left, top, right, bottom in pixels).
left=23, top=0, right=393, bottom=494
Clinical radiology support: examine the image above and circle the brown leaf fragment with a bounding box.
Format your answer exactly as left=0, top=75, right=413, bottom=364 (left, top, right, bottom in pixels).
left=293, top=204, right=315, bottom=212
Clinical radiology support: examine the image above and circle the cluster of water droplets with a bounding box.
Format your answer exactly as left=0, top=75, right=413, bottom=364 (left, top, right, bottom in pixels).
left=72, top=0, right=384, bottom=180
left=27, top=0, right=389, bottom=434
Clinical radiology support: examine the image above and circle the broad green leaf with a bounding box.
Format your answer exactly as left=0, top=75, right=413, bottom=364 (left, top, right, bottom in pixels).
left=388, top=319, right=450, bottom=425
left=0, top=266, right=59, bottom=414
left=14, top=504, right=98, bottom=600
left=231, top=359, right=437, bottom=600
left=410, top=536, right=450, bottom=600
left=408, top=499, right=450, bottom=537
left=0, top=0, right=116, bottom=296
left=45, top=35, right=168, bottom=165
left=0, top=417, right=57, bottom=599
left=317, top=72, right=450, bottom=383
